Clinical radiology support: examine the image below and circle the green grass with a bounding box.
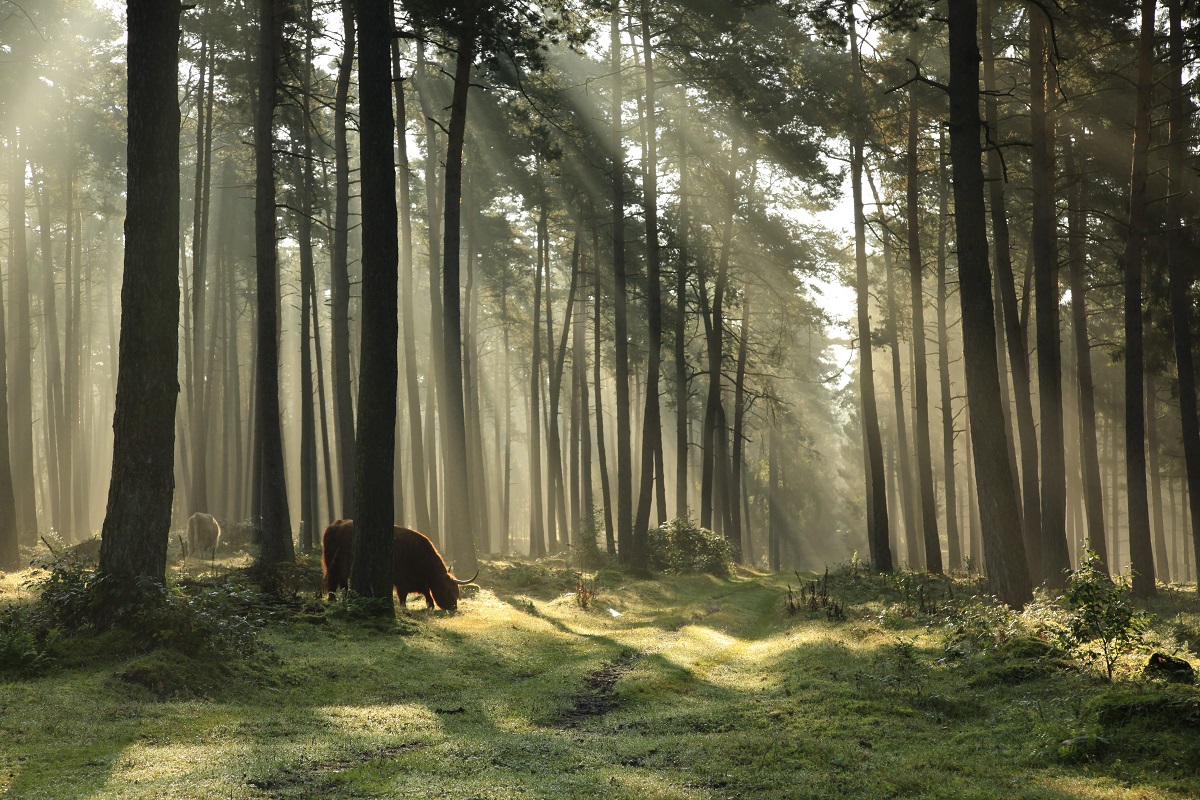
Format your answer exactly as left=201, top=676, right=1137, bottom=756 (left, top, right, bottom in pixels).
left=1, top=556, right=1198, bottom=799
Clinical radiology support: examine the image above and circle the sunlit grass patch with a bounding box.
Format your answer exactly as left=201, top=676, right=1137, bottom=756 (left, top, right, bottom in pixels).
left=1, top=559, right=1198, bottom=798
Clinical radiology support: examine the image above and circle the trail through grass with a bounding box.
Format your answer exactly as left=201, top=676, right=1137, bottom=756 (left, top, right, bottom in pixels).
left=1, top=558, right=1198, bottom=799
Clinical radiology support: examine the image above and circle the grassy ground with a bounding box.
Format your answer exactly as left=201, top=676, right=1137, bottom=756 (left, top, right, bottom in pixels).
left=1, top=552, right=1199, bottom=799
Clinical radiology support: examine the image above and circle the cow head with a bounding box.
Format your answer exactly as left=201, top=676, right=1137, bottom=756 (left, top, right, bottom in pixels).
left=432, top=568, right=478, bottom=611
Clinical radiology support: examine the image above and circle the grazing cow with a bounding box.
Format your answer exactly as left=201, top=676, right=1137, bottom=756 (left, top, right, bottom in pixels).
left=320, top=519, right=477, bottom=610
left=187, top=512, right=222, bottom=560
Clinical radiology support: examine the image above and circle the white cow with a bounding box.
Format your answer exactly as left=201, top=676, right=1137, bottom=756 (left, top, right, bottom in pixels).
left=187, top=512, right=222, bottom=560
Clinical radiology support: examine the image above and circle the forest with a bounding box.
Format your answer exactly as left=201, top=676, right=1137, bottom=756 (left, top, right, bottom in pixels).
left=1, top=0, right=1200, bottom=797
left=0, top=0, right=1197, bottom=601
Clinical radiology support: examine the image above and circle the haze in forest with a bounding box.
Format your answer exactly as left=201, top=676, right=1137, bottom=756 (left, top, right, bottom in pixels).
left=1, top=0, right=1198, bottom=606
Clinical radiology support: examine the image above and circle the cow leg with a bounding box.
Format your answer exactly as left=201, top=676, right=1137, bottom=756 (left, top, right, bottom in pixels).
left=423, top=591, right=435, bottom=609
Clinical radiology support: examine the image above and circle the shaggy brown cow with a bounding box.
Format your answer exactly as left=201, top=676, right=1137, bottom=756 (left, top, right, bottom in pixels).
left=320, top=519, right=476, bottom=610
left=187, top=512, right=221, bottom=560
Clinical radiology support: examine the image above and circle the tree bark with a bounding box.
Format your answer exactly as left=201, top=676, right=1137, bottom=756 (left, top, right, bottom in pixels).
left=1165, top=0, right=1200, bottom=592
left=1065, top=144, right=1107, bottom=568
left=439, top=1, right=479, bottom=571
left=906, top=90, right=942, bottom=573
left=529, top=200, right=548, bottom=558
left=7, top=130, right=37, bottom=543
left=936, top=126, right=961, bottom=571
left=947, top=0, right=1031, bottom=607
left=632, top=0, right=660, bottom=569
left=348, top=0, right=399, bottom=600
left=982, top=0, right=1040, bottom=581
left=1146, top=375, right=1170, bottom=581
left=0, top=153, right=17, bottom=567
left=675, top=125, right=691, bottom=521
left=610, top=1, right=633, bottom=561
left=848, top=0, right=891, bottom=572
left=330, top=2, right=356, bottom=519
left=1123, top=0, right=1157, bottom=597
left=189, top=32, right=212, bottom=519
left=254, top=0, right=294, bottom=571
left=592, top=217, right=616, bottom=553
left=870, top=172, right=920, bottom=569
left=97, top=0, right=181, bottom=583
left=1030, top=8, right=1070, bottom=588
left=415, top=37, right=446, bottom=541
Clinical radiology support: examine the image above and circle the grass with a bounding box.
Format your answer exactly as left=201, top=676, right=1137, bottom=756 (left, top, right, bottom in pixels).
left=1, top=553, right=1199, bottom=799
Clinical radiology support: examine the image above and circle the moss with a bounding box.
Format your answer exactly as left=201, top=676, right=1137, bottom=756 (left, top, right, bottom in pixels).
left=115, top=649, right=233, bottom=699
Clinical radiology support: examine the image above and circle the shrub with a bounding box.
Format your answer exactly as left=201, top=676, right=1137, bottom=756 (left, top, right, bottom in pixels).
left=0, top=607, right=58, bottom=677
left=648, top=517, right=733, bottom=577
left=16, top=550, right=267, bottom=668
left=1060, top=550, right=1147, bottom=681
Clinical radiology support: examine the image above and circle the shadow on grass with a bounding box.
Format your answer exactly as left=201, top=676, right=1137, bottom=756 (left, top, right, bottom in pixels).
left=3, top=565, right=1199, bottom=799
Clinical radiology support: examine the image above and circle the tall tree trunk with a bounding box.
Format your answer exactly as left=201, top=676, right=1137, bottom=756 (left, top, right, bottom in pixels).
left=592, top=218, right=616, bottom=553
left=610, top=1, right=633, bottom=561
left=1146, top=376, right=1170, bottom=581
left=415, top=37, right=446, bottom=542
left=574, top=233, right=594, bottom=528
left=1030, top=9, right=1070, bottom=588
left=393, top=36, right=431, bottom=538
left=632, top=1, right=660, bottom=567
left=349, top=0, right=400, bottom=600
left=674, top=127, right=690, bottom=521
left=529, top=201, right=548, bottom=558
left=463, top=154, right=490, bottom=551
left=7, top=131, right=37, bottom=543
left=254, top=0, right=294, bottom=571
left=1165, top=0, right=1200, bottom=592
left=439, top=2, right=479, bottom=571
left=311, top=274, right=335, bottom=527
left=330, top=2, right=356, bottom=519
left=189, top=32, right=212, bottom=518
left=0, top=163, right=17, bottom=567
left=1123, top=0, right=1157, bottom=597
left=870, top=173, right=921, bottom=569
left=1065, top=144, right=1107, bottom=568
left=499, top=287, right=512, bottom=552
left=98, top=0, right=181, bottom=583
left=33, top=173, right=65, bottom=537
left=848, top=0, right=891, bottom=571
left=906, top=91, right=942, bottom=573
left=947, top=0, right=1031, bottom=607
left=936, top=127, right=961, bottom=571
left=984, top=0, right=1041, bottom=582
left=982, top=0, right=1040, bottom=581
left=549, top=229, right=580, bottom=549
left=730, top=291, right=751, bottom=560
left=295, top=125, right=318, bottom=552
left=701, top=132, right=745, bottom=550
left=768, top=426, right=780, bottom=571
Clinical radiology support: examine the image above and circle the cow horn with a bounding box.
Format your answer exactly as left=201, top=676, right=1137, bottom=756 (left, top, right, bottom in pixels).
left=452, top=569, right=479, bottom=586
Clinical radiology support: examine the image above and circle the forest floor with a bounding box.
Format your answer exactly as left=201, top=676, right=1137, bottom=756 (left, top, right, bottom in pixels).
left=1, top=548, right=1199, bottom=799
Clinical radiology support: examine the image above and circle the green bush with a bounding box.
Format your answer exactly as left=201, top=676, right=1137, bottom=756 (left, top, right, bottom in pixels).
left=648, top=517, right=733, bottom=577
left=13, top=550, right=267, bottom=670
left=0, top=607, right=58, bottom=677
left=1060, top=550, right=1147, bottom=682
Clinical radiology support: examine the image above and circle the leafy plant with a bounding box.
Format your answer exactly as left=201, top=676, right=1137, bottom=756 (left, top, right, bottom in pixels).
left=786, top=569, right=845, bottom=620
left=647, top=517, right=733, bottom=577
left=0, top=607, right=58, bottom=677
left=574, top=574, right=597, bottom=610
left=1060, top=551, right=1147, bottom=682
